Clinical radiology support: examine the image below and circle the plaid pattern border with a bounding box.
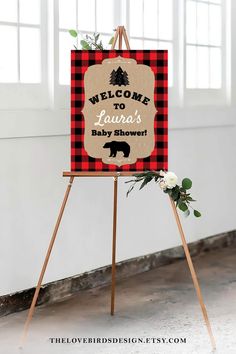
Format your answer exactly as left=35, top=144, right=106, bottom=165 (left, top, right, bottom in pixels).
left=71, top=50, right=168, bottom=172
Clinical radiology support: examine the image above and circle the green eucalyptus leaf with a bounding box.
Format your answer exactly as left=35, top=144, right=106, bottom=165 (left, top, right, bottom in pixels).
left=139, top=176, right=153, bottom=190
left=182, top=178, right=192, bottom=190
left=134, top=172, right=151, bottom=178
left=186, top=196, right=196, bottom=202
left=178, top=202, right=188, bottom=212
left=126, top=185, right=134, bottom=197
left=172, top=191, right=180, bottom=201
left=125, top=178, right=138, bottom=184
left=194, top=210, right=201, bottom=217
left=170, top=186, right=179, bottom=201
left=109, top=36, right=114, bottom=45
left=69, top=29, right=78, bottom=37
left=165, top=188, right=172, bottom=195
left=80, top=40, right=92, bottom=50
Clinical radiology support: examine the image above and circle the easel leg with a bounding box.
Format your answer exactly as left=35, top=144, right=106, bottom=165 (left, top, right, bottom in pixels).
left=169, top=197, right=216, bottom=350
left=111, top=176, right=118, bottom=315
left=20, top=176, right=74, bottom=346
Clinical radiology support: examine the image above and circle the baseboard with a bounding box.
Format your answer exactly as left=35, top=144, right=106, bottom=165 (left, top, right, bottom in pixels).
left=1, top=229, right=236, bottom=318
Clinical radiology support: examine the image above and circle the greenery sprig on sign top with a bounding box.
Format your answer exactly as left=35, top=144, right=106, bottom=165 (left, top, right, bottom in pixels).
left=69, top=30, right=113, bottom=50
left=126, top=171, right=201, bottom=218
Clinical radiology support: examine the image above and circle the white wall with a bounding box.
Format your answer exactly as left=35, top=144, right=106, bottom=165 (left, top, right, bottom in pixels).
left=1, top=2, right=236, bottom=296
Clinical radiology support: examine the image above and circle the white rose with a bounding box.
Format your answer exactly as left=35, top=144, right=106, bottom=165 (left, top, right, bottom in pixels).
left=163, top=171, right=178, bottom=189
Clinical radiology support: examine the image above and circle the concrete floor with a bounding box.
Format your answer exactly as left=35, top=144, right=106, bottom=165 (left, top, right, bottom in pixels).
left=0, top=246, right=236, bottom=354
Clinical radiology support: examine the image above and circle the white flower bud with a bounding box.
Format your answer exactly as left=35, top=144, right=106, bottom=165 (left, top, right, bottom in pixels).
left=159, top=180, right=167, bottom=190
left=159, top=170, right=165, bottom=177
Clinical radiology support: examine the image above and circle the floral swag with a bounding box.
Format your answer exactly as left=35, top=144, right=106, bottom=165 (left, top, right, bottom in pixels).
left=126, top=171, right=201, bottom=218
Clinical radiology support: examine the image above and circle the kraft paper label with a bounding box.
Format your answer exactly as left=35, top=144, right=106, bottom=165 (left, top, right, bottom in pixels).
left=82, top=56, right=157, bottom=166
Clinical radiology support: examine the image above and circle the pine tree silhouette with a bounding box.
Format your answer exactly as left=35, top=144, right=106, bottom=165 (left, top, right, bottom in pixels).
left=115, top=67, right=125, bottom=86
left=109, top=69, right=116, bottom=85
left=123, top=70, right=129, bottom=85
left=109, top=66, right=129, bottom=86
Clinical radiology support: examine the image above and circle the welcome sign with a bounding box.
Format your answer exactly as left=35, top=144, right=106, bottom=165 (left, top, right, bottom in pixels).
left=71, top=50, right=168, bottom=172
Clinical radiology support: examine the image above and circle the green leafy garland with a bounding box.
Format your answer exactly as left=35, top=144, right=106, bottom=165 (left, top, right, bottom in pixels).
left=126, top=171, right=201, bottom=218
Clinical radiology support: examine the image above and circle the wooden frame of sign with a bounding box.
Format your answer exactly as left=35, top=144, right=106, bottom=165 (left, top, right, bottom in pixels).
left=21, top=27, right=216, bottom=350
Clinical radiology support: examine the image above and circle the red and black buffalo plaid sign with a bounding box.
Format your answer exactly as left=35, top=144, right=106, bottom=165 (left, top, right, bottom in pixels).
left=71, top=50, right=168, bottom=172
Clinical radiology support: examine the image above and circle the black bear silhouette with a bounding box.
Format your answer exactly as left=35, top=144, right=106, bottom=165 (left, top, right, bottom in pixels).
left=103, top=141, right=130, bottom=158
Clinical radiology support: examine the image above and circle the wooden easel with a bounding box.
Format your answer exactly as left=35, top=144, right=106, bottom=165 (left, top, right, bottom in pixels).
left=21, top=26, right=216, bottom=350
